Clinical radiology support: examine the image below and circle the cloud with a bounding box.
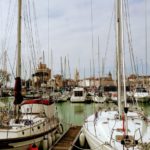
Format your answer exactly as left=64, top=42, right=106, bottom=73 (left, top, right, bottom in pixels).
left=0, top=0, right=150, bottom=82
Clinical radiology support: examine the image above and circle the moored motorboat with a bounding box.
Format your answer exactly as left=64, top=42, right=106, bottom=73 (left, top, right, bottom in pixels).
left=134, top=87, right=150, bottom=102
left=70, top=87, right=87, bottom=103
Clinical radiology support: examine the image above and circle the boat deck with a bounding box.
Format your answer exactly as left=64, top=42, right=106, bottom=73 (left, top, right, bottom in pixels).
left=50, top=126, right=81, bottom=150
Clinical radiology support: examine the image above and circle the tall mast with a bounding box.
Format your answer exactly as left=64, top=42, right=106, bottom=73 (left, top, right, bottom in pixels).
left=16, top=0, right=22, bottom=78
left=68, top=56, right=71, bottom=79
left=98, top=36, right=101, bottom=86
left=145, top=0, right=147, bottom=76
left=60, top=56, right=63, bottom=78
left=64, top=56, right=66, bottom=80
left=14, top=0, right=23, bottom=121
left=90, top=60, right=91, bottom=87
left=51, top=49, right=53, bottom=78
left=116, top=0, right=123, bottom=118
left=116, top=0, right=128, bottom=136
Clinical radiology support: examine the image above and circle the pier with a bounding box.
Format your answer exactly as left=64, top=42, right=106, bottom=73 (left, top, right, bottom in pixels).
left=50, top=126, right=82, bottom=150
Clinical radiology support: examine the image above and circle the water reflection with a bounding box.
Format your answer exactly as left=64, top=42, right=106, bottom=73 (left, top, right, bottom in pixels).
left=73, top=104, right=84, bottom=114
left=1, top=97, right=150, bottom=132
left=56, top=101, right=150, bottom=131
left=139, top=103, right=150, bottom=115
left=56, top=102, right=94, bottom=130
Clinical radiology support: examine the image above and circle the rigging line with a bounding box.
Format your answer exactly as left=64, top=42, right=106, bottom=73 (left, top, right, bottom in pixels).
left=22, top=59, right=28, bottom=80
left=24, top=6, right=34, bottom=75
left=48, top=0, right=50, bottom=68
left=0, top=2, right=2, bottom=50
left=2, top=0, right=12, bottom=49
left=24, top=1, right=35, bottom=65
left=3, top=0, right=16, bottom=51
left=6, top=2, right=17, bottom=51
left=123, top=0, right=134, bottom=73
left=90, top=0, right=95, bottom=80
left=25, top=0, right=36, bottom=70
left=23, top=1, right=32, bottom=64
left=32, top=1, right=42, bottom=60
left=126, top=0, right=137, bottom=74
left=51, top=0, right=55, bottom=54
left=103, top=6, right=114, bottom=76
left=32, top=0, right=42, bottom=72
left=27, top=0, right=37, bottom=69
left=7, top=50, right=15, bottom=78
left=124, top=0, right=137, bottom=74
left=145, top=0, right=148, bottom=75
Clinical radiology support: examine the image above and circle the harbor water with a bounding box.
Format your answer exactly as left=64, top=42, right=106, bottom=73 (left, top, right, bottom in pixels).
left=1, top=97, right=150, bottom=132
left=56, top=101, right=150, bottom=132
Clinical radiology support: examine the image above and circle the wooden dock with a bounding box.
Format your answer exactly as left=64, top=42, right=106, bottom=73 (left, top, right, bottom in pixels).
left=50, top=126, right=82, bottom=150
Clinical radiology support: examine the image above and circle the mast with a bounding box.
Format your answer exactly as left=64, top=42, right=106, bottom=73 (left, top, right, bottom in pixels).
left=16, top=0, right=22, bottom=77
left=90, top=60, right=92, bottom=87
left=145, top=0, right=147, bottom=76
left=14, top=0, right=23, bottom=122
left=116, top=0, right=128, bottom=136
left=116, top=0, right=123, bottom=118
left=68, top=56, right=71, bottom=79
left=64, top=56, right=66, bottom=80
left=60, top=56, right=63, bottom=78
left=98, top=36, right=101, bottom=87
left=51, top=49, right=53, bottom=78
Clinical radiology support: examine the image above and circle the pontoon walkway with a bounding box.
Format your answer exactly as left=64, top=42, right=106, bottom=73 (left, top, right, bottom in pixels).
left=50, top=126, right=81, bottom=150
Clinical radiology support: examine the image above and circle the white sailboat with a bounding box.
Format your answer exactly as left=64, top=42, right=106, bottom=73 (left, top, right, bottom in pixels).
left=0, top=1, right=63, bottom=149
left=81, top=0, right=150, bottom=149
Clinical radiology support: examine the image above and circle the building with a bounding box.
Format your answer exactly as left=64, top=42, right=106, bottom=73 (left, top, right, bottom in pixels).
left=32, top=62, right=51, bottom=88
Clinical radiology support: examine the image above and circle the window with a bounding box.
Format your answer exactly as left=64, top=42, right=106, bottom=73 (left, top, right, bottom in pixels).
left=74, top=91, right=83, bottom=97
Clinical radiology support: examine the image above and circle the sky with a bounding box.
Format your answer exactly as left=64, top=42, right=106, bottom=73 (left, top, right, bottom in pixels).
left=0, top=0, right=150, bottom=82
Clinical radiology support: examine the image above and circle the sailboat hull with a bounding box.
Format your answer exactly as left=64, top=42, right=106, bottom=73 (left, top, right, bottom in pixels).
left=0, top=122, right=60, bottom=150
left=0, top=100, right=63, bottom=150
left=82, top=109, right=150, bottom=150
left=83, top=126, right=114, bottom=150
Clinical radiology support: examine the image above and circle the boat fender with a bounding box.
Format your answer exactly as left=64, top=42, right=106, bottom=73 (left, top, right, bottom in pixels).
left=48, top=134, right=52, bottom=147
left=79, top=132, right=85, bottom=147
left=42, top=138, right=48, bottom=150
left=55, top=133, right=61, bottom=140
left=52, top=133, right=56, bottom=143
left=58, top=123, right=63, bottom=134
left=29, top=143, right=39, bottom=150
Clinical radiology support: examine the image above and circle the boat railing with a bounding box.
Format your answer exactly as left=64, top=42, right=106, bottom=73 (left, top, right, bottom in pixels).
left=134, top=128, right=143, bottom=144
left=110, top=128, right=115, bottom=144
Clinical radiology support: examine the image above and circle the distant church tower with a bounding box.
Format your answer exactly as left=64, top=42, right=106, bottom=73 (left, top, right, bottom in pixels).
left=108, top=71, right=112, bottom=80
left=74, top=68, right=79, bottom=82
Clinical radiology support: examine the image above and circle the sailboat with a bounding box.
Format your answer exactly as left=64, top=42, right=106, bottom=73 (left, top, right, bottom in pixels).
left=81, top=0, right=150, bottom=149
left=0, top=0, right=63, bottom=149
left=93, top=36, right=106, bottom=103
